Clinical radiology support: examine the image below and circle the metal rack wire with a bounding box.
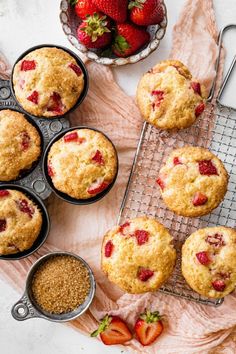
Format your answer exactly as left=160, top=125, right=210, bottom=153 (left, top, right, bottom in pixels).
left=118, top=25, right=236, bottom=306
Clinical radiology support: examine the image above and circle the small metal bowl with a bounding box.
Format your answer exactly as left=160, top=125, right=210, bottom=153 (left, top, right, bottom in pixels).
left=42, top=126, right=119, bottom=205
left=60, top=0, right=168, bottom=66
left=0, top=184, right=50, bottom=260
left=0, top=107, right=44, bottom=182
left=11, top=251, right=96, bottom=322
left=10, top=44, right=89, bottom=119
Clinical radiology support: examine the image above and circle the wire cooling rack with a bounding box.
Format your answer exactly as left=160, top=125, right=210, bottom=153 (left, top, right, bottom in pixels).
left=118, top=25, right=236, bottom=306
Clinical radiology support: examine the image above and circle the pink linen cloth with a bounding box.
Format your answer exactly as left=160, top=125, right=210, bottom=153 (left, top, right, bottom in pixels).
left=0, top=0, right=235, bottom=353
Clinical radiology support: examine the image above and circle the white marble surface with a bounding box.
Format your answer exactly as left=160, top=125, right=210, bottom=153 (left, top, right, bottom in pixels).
left=0, top=1, right=236, bottom=353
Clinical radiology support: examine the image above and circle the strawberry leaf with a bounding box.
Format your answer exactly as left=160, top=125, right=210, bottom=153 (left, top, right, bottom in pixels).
left=113, top=35, right=130, bottom=54
left=139, top=309, right=162, bottom=323
left=69, top=0, right=78, bottom=6
left=128, top=0, right=146, bottom=10
left=90, top=314, right=111, bottom=337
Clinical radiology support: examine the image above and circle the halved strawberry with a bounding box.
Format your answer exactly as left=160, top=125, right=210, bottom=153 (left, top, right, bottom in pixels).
left=212, top=280, right=226, bottom=292
left=138, top=267, right=154, bottom=281
left=20, top=131, right=30, bottom=151
left=173, top=157, right=182, bottom=165
left=91, top=315, right=132, bottom=345
left=156, top=177, right=165, bottom=191
left=0, top=219, right=6, bottom=232
left=196, top=251, right=211, bottom=265
left=134, top=309, right=163, bottom=346
left=198, top=160, right=218, bottom=176
left=119, top=221, right=130, bottom=235
left=20, top=60, right=36, bottom=71
left=68, top=63, right=82, bottom=76
left=92, top=150, right=105, bottom=165
left=27, top=90, right=39, bottom=104
left=134, top=230, right=149, bottom=245
left=192, top=192, right=208, bottom=206
left=105, top=240, right=113, bottom=257
left=191, top=82, right=201, bottom=96
left=195, top=102, right=205, bottom=117
left=0, top=190, right=10, bottom=197
left=47, top=92, right=63, bottom=115
left=88, top=179, right=109, bottom=195
left=205, top=233, right=225, bottom=247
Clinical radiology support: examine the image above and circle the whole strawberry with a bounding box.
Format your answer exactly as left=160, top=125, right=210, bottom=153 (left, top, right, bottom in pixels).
left=112, top=23, right=150, bottom=57
left=92, top=0, right=128, bottom=23
left=77, top=13, right=112, bottom=49
left=70, top=0, right=98, bottom=19
left=129, top=0, right=164, bottom=26
left=135, top=309, right=163, bottom=346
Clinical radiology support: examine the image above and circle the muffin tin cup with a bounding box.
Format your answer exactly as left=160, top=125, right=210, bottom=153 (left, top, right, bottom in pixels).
left=10, top=44, right=89, bottom=120
left=42, top=126, right=119, bottom=205
left=11, top=251, right=96, bottom=322
left=0, top=184, right=50, bottom=261
left=0, top=107, right=44, bottom=183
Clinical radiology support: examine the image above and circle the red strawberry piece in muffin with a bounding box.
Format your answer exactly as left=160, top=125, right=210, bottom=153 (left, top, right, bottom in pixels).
left=212, top=280, right=226, bottom=292
left=27, top=91, right=39, bottom=104
left=191, top=82, right=201, bottom=96
left=138, top=267, right=154, bottom=281
left=68, top=63, right=82, bottom=77
left=47, top=92, right=63, bottom=114
left=105, top=240, right=114, bottom=257
left=20, top=60, right=36, bottom=71
left=195, top=102, right=205, bottom=117
left=198, top=160, right=218, bottom=176
left=92, top=150, right=105, bottom=165
left=192, top=192, right=208, bottom=206
left=0, top=219, right=6, bottom=232
left=17, top=199, right=35, bottom=218
left=134, top=230, right=149, bottom=245
left=88, top=179, right=109, bottom=195
left=196, top=251, right=211, bottom=265
left=205, top=233, right=225, bottom=247
left=0, top=190, right=10, bottom=197
left=119, top=221, right=130, bottom=235
left=20, top=131, right=31, bottom=151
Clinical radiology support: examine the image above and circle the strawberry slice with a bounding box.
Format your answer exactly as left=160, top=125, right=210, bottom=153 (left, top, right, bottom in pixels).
left=196, top=251, right=211, bottom=265
left=205, top=233, right=225, bottom=248
left=119, top=221, right=130, bottom=235
left=134, top=230, right=149, bottom=245
left=195, top=102, right=205, bottom=117
left=88, top=179, right=109, bottom=195
left=173, top=157, right=182, bottom=165
left=138, top=268, right=154, bottom=282
left=192, top=192, right=208, bottom=206
left=20, top=60, right=36, bottom=71
left=91, top=315, right=132, bottom=345
left=17, top=199, right=34, bottom=218
left=191, top=82, right=201, bottom=96
left=0, top=190, right=10, bottom=197
left=212, top=280, right=226, bottom=292
left=92, top=150, right=105, bottom=165
left=20, top=131, right=30, bottom=151
left=156, top=177, right=165, bottom=191
left=198, top=160, right=218, bottom=176
left=47, top=92, right=63, bottom=114
left=105, top=240, right=113, bottom=257
left=47, top=162, right=54, bottom=177
left=151, top=90, right=165, bottom=108
left=27, top=90, right=39, bottom=104
left=68, top=63, right=82, bottom=76
left=0, top=219, right=6, bottom=232
left=134, top=309, right=163, bottom=346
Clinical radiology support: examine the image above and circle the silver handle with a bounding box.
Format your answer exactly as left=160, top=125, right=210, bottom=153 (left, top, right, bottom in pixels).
left=11, top=293, right=41, bottom=321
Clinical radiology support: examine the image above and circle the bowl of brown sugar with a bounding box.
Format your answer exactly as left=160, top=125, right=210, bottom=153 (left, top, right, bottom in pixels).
left=11, top=252, right=96, bottom=322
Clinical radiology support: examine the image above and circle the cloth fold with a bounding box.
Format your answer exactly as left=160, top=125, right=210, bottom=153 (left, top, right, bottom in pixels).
left=0, top=0, right=235, bottom=353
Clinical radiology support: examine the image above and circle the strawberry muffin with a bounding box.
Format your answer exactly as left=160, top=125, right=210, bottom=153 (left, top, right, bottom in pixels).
left=101, top=216, right=176, bottom=294
left=156, top=146, right=228, bottom=217
left=182, top=227, right=236, bottom=298
left=13, top=47, right=85, bottom=118
left=0, top=109, right=41, bottom=181
left=47, top=129, right=117, bottom=200
left=0, top=189, right=42, bottom=255
left=136, top=60, right=207, bottom=130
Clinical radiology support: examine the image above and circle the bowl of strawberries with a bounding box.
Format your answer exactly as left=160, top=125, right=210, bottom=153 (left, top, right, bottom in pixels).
left=60, top=0, right=167, bottom=66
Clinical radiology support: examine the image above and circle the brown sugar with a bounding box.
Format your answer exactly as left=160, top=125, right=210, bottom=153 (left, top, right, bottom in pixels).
left=31, top=255, right=91, bottom=314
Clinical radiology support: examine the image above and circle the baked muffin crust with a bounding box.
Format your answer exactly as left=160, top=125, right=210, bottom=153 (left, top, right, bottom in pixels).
left=13, top=47, right=84, bottom=118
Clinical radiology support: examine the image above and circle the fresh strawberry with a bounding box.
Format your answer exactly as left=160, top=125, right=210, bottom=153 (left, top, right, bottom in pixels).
left=92, top=0, right=128, bottom=22
left=77, top=13, right=112, bottom=49
left=91, top=314, right=132, bottom=345
left=70, top=0, right=98, bottom=19
left=134, top=230, right=149, bottom=245
left=0, top=219, right=6, bottom=232
left=129, top=0, right=164, bottom=26
left=119, top=221, right=130, bottom=235
left=27, top=90, right=39, bottom=104
left=191, top=82, right=201, bottom=96
left=20, top=60, right=36, bottom=71
left=205, top=233, right=225, bottom=247
left=112, top=23, right=150, bottom=58
left=47, top=92, right=63, bottom=114
left=192, top=192, right=208, bottom=206
left=198, top=160, right=218, bottom=176
left=156, top=177, right=165, bottom=191
left=92, top=150, right=105, bottom=165
left=196, top=251, right=211, bottom=265
left=20, top=131, right=30, bottom=151
left=138, top=267, right=154, bottom=281
left=0, top=190, right=10, bottom=197
left=212, top=280, right=226, bottom=292
left=173, top=157, right=182, bottom=165
left=195, top=102, right=205, bottom=117
left=134, top=309, right=163, bottom=346
left=88, top=179, right=109, bottom=195
left=68, top=63, right=82, bottom=76
left=105, top=240, right=114, bottom=257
